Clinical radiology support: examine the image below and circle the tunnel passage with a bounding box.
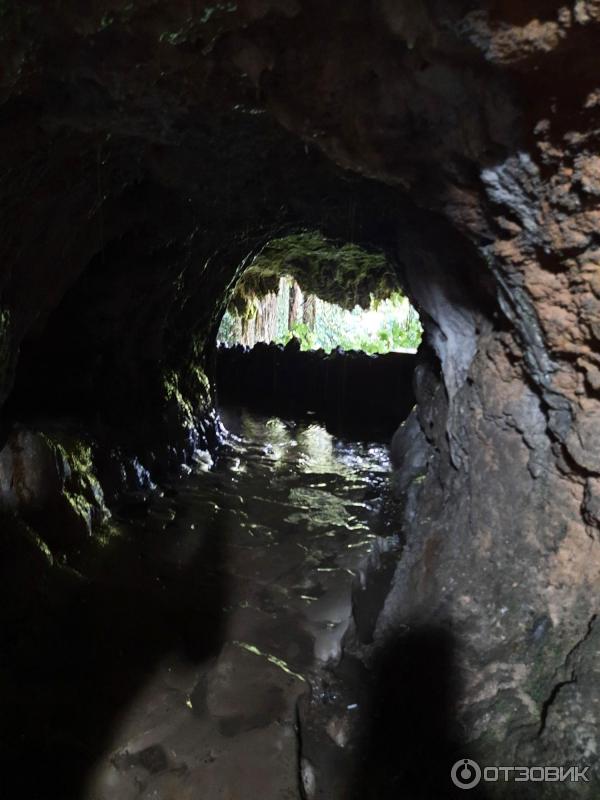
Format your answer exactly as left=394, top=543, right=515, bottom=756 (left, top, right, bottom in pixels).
left=0, top=99, right=491, bottom=798
left=0, top=137, right=491, bottom=799
left=1, top=2, right=600, bottom=799
left=214, top=232, right=421, bottom=437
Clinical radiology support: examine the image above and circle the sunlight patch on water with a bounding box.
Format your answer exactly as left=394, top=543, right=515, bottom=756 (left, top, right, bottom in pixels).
left=233, top=641, right=307, bottom=683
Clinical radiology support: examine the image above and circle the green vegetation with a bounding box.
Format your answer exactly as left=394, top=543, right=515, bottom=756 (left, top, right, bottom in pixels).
left=164, top=370, right=194, bottom=421
left=158, top=4, right=239, bottom=47
left=229, top=231, right=397, bottom=315
left=219, top=232, right=422, bottom=354
left=219, top=286, right=422, bottom=354
left=277, top=293, right=422, bottom=353
left=41, top=432, right=110, bottom=529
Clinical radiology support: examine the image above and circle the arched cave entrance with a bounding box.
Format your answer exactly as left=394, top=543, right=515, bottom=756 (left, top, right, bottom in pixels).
left=214, top=232, right=423, bottom=439
left=0, top=161, right=493, bottom=799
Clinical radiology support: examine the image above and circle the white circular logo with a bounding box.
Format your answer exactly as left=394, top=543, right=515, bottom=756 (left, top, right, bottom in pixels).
left=451, top=759, right=482, bottom=790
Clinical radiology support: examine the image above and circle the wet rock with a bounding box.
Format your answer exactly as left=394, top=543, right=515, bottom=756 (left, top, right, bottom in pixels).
left=112, top=744, right=170, bottom=775
left=351, top=541, right=399, bottom=647
left=325, top=715, right=351, bottom=749
left=95, top=448, right=129, bottom=503
left=126, top=457, right=156, bottom=491
left=206, top=642, right=304, bottom=735
left=301, top=758, right=317, bottom=799
left=217, top=344, right=416, bottom=438
left=0, top=427, right=109, bottom=550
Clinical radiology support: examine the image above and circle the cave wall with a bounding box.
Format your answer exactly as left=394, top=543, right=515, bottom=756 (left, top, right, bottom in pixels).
left=1, top=1, right=599, bottom=790
left=216, top=343, right=417, bottom=437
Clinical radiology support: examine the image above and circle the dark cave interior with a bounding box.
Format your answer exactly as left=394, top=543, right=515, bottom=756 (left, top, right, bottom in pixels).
left=1, top=2, right=600, bottom=799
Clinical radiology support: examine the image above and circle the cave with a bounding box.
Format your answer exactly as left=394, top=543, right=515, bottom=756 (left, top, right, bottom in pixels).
left=1, top=3, right=599, bottom=799
left=214, top=233, right=421, bottom=437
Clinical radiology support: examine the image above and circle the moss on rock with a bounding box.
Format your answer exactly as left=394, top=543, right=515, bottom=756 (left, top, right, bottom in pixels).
left=36, top=431, right=110, bottom=543
left=0, top=425, right=113, bottom=553
left=229, top=232, right=399, bottom=316
left=163, top=370, right=195, bottom=424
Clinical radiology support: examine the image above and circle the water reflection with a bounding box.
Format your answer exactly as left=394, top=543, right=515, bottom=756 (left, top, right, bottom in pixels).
left=4, top=407, right=396, bottom=800
left=225, top=407, right=390, bottom=482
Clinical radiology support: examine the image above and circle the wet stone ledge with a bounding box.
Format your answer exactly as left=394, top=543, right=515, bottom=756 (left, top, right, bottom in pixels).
left=216, top=342, right=417, bottom=440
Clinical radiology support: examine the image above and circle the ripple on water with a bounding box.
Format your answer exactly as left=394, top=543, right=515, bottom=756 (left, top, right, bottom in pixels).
left=84, top=407, right=396, bottom=800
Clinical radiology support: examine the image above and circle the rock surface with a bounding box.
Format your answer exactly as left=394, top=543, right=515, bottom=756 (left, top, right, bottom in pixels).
left=217, top=342, right=416, bottom=438
left=0, top=427, right=109, bottom=548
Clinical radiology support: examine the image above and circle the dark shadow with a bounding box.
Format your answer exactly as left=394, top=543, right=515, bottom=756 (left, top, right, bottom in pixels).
left=350, top=626, right=491, bottom=800
left=216, top=341, right=417, bottom=440
left=0, top=485, right=230, bottom=800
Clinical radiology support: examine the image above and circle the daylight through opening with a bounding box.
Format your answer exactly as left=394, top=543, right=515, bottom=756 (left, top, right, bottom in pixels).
left=217, top=232, right=422, bottom=354
left=218, top=277, right=422, bottom=354
left=215, top=232, right=421, bottom=440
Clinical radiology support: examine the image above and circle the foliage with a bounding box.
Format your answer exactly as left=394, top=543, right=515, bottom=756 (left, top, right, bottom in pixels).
left=218, top=310, right=242, bottom=345
left=228, top=267, right=280, bottom=318
left=228, top=231, right=398, bottom=317
left=218, top=240, right=424, bottom=354
left=337, top=312, right=423, bottom=354
left=277, top=322, right=318, bottom=350
left=334, top=318, right=422, bottom=354
left=268, top=291, right=422, bottom=354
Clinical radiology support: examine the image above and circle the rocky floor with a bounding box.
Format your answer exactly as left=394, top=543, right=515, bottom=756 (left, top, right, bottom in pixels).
left=54, top=408, right=396, bottom=800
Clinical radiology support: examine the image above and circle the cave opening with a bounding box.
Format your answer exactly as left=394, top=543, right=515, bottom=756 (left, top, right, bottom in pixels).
left=215, top=232, right=423, bottom=354
left=217, top=276, right=421, bottom=354
left=214, top=231, right=424, bottom=439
